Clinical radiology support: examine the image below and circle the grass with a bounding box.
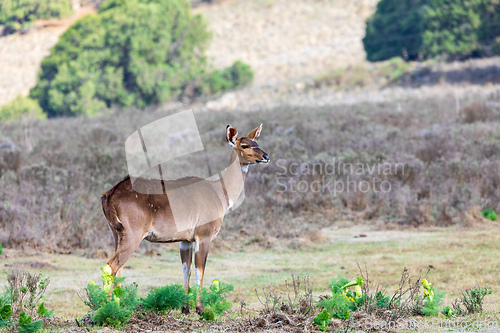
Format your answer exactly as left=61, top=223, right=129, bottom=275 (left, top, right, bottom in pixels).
left=0, top=226, right=498, bottom=319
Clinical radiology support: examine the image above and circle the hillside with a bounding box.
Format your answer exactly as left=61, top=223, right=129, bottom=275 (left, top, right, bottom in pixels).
left=194, top=0, right=379, bottom=85
left=0, top=0, right=378, bottom=108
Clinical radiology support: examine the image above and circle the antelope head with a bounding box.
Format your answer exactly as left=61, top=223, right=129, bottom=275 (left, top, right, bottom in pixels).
left=226, top=124, right=270, bottom=166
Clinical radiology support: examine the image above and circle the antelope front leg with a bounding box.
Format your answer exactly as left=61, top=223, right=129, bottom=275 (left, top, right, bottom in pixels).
left=194, top=238, right=211, bottom=315
left=180, top=241, right=193, bottom=314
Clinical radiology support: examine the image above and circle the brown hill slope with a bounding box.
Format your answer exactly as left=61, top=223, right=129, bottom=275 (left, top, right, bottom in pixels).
left=195, top=0, right=378, bottom=85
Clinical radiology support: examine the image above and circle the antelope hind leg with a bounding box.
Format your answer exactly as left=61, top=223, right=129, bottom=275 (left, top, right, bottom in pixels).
left=180, top=241, right=193, bottom=314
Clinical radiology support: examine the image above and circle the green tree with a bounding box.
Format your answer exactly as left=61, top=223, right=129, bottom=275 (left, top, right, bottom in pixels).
left=363, top=0, right=425, bottom=61
left=30, top=0, right=212, bottom=117
left=421, top=0, right=482, bottom=60
left=363, top=0, right=497, bottom=61
left=0, top=0, right=73, bottom=34
left=477, top=0, right=500, bottom=55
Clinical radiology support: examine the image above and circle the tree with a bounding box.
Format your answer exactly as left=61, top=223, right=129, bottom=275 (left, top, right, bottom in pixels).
left=31, top=0, right=213, bottom=117
left=0, top=0, right=73, bottom=35
left=363, top=0, right=497, bottom=61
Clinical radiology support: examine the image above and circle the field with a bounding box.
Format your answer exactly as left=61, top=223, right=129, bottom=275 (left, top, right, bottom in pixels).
left=1, top=225, right=499, bottom=331
left=1, top=0, right=500, bottom=331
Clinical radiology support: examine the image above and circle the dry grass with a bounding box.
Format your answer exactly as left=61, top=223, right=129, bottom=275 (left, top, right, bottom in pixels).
left=0, top=226, right=498, bottom=321
left=0, top=225, right=500, bottom=331
left=1, top=90, right=500, bottom=254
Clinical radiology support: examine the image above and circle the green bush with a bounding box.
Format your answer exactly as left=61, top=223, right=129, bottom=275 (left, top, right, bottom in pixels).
left=199, top=280, right=233, bottom=321
left=421, top=0, right=482, bottom=60
left=452, top=286, right=493, bottom=315
left=363, top=0, right=499, bottom=61
left=0, top=0, right=73, bottom=34
left=315, top=276, right=366, bottom=321
left=31, top=0, right=212, bottom=117
left=30, top=0, right=253, bottom=117
left=0, top=96, right=46, bottom=122
left=202, top=61, right=253, bottom=94
left=141, top=284, right=188, bottom=314
left=482, top=208, right=498, bottom=221
left=17, top=311, right=42, bottom=333
left=363, top=0, right=424, bottom=61
left=82, top=279, right=139, bottom=328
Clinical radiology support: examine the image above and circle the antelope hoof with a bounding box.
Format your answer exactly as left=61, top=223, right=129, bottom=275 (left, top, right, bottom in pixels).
left=181, top=304, right=190, bottom=314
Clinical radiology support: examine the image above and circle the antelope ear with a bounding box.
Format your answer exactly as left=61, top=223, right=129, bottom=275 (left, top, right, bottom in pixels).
left=226, top=125, right=238, bottom=148
left=247, top=124, right=262, bottom=141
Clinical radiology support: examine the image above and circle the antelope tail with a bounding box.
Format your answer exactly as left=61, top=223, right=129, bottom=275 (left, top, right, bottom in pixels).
left=101, top=191, right=125, bottom=231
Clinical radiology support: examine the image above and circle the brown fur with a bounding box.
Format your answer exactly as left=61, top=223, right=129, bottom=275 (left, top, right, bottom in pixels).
left=101, top=125, right=269, bottom=314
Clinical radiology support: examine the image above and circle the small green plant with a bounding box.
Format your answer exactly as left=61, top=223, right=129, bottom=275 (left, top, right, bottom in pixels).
left=441, top=305, right=456, bottom=318
left=452, top=286, right=493, bottom=315
left=81, top=265, right=139, bottom=328
left=0, top=242, right=3, bottom=255
left=482, top=208, right=498, bottom=221
left=313, top=308, right=332, bottom=331
left=17, top=311, right=42, bottom=333
left=199, top=279, right=234, bottom=321
left=315, top=276, right=366, bottom=321
left=419, top=279, right=445, bottom=316
left=375, top=290, right=390, bottom=308
left=141, top=284, right=188, bottom=314
left=36, top=302, right=53, bottom=317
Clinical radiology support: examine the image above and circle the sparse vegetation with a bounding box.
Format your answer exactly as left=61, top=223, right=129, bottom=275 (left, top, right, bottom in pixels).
left=452, top=285, right=493, bottom=315
left=0, top=270, right=51, bottom=332
left=1, top=92, right=500, bottom=253
left=0, top=0, right=73, bottom=35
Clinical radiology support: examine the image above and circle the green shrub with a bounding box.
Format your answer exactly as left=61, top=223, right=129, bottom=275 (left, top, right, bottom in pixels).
left=31, top=0, right=212, bottom=117
left=82, top=279, right=139, bottom=328
left=313, top=308, right=332, bottom=331
left=141, top=284, right=188, bottom=314
left=315, top=276, right=366, bottom=321
left=0, top=0, right=73, bottom=34
left=203, top=61, right=254, bottom=94
left=452, top=286, right=493, bottom=315
left=30, top=0, right=253, bottom=117
left=421, top=0, right=482, bottom=60
left=36, top=302, right=53, bottom=317
left=363, top=0, right=498, bottom=61
left=17, top=311, right=42, bottom=333
left=477, top=0, right=500, bottom=53
left=482, top=208, right=498, bottom=221
left=363, top=0, right=424, bottom=61
left=199, top=280, right=233, bottom=321
left=0, top=97, right=46, bottom=122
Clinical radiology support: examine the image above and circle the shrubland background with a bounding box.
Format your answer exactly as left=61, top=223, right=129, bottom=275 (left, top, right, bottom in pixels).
left=0, top=0, right=499, bottom=261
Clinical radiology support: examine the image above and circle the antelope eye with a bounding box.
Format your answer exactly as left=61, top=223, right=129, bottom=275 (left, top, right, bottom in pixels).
left=241, top=145, right=249, bottom=149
